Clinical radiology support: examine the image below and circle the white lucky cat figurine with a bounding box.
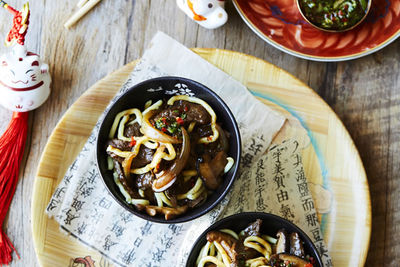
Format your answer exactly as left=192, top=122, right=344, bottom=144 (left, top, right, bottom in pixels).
left=177, top=0, right=228, bottom=29
left=0, top=44, right=51, bottom=112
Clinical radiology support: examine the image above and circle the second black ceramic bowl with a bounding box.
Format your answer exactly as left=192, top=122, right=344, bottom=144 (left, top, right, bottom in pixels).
left=186, top=212, right=323, bottom=266
left=96, top=76, right=241, bottom=223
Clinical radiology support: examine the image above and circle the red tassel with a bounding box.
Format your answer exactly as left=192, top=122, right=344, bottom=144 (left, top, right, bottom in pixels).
left=0, top=112, right=28, bottom=265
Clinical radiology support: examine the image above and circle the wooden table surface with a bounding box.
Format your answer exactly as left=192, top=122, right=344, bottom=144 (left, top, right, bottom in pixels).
left=0, top=1, right=398, bottom=266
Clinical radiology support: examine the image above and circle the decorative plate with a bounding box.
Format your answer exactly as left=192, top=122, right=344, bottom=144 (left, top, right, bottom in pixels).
left=233, top=0, right=400, bottom=61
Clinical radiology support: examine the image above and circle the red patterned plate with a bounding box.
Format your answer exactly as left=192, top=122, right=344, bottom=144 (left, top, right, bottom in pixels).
left=233, top=0, right=400, bottom=61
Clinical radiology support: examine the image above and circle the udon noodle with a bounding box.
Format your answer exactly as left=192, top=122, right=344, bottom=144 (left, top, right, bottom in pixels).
left=106, top=95, right=234, bottom=220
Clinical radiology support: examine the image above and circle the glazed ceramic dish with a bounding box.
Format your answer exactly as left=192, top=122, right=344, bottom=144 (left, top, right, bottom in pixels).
left=96, top=76, right=241, bottom=224
left=186, top=212, right=323, bottom=267
left=233, top=0, right=400, bottom=61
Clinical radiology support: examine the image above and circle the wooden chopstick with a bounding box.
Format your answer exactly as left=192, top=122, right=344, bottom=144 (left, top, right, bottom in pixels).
left=77, top=0, right=88, bottom=8
left=64, top=0, right=102, bottom=29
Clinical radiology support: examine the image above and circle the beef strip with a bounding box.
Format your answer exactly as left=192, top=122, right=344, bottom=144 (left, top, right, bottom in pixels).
left=131, top=146, right=154, bottom=168
left=167, top=174, right=195, bottom=197
left=107, top=139, right=130, bottom=163
left=184, top=101, right=210, bottom=124
left=108, top=138, right=130, bottom=151
left=107, top=153, right=124, bottom=163
left=152, top=104, right=177, bottom=122
left=136, top=171, right=155, bottom=190
left=195, top=128, right=226, bottom=159
left=107, top=139, right=154, bottom=166
left=152, top=100, right=211, bottom=125
left=124, top=122, right=142, bottom=137
left=197, top=124, right=213, bottom=137
left=114, top=160, right=140, bottom=198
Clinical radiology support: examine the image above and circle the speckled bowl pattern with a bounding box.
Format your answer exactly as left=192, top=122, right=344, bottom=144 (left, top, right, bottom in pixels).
left=186, top=212, right=323, bottom=266
left=96, top=77, right=242, bottom=224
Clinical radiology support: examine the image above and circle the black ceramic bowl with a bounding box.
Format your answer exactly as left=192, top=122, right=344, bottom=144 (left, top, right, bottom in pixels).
left=96, top=76, right=241, bottom=223
left=186, top=212, right=323, bottom=266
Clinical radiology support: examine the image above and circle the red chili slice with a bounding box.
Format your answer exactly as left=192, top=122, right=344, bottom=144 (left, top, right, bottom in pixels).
left=176, top=117, right=184, bottom=125
left=129, top=137, right=136, bottom=147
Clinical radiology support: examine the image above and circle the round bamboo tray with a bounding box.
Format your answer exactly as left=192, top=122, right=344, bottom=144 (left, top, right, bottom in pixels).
left=31, top=48, right=371, bottom=266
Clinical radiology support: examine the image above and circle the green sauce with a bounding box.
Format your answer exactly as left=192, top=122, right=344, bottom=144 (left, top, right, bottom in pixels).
left=299, top=0, right=369, bottom=31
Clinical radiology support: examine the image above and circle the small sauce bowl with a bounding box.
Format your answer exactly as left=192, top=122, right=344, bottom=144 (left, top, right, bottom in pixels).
left=297, top=0, right=372, bottom=32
